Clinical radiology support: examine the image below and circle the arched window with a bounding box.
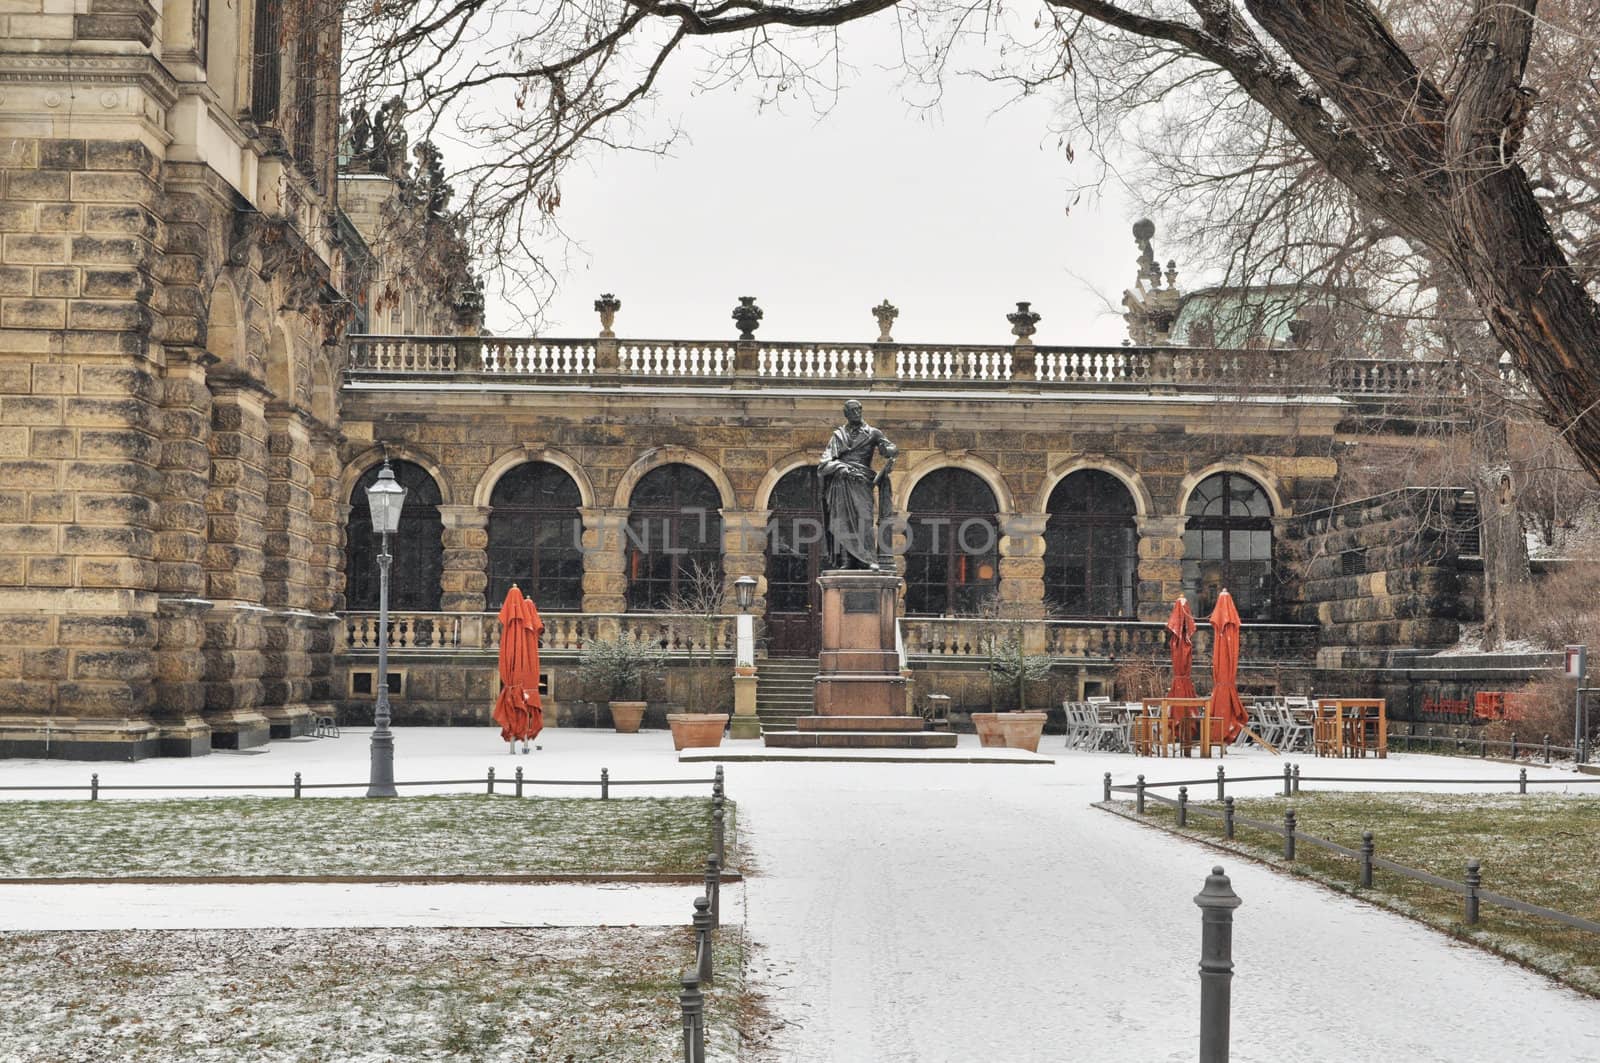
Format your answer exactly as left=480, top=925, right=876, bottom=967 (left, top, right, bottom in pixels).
left=487, top=462, right=584, bottom=611
left=626, top=464, right=724, bottom=610
left=764, top=466, right=823, bottom=656
left=1044, top=471, right=1138, bottom=617
left=1183, top=472, right=1275, bottom=620
left=345, top=460, right=443, bottom=611
left=905, top=469, right=999, bottom=616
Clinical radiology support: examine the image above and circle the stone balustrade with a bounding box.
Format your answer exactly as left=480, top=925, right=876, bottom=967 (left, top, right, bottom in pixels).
left=897, top=616, right=1320, bottom=664
left=346, top=334, right=1464, bottom=397
left=342, top=611, right=738, bottom=656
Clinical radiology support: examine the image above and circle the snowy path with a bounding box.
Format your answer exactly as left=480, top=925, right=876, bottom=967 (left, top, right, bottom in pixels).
left=732, top=751, right=1600, bottom=1063
left=4, top=730, right=1600, bottom=1060
left=0, top=881, right=731, bottom=930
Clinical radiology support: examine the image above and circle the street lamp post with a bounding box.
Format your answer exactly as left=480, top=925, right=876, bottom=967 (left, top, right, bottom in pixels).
left=730, top=575, right=760, bottom=740
left=365, top=460, right=407, bottom=798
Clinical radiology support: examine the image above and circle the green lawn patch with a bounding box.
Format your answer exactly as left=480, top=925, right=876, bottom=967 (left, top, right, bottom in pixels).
left=0, top=925, right=747, bottom=1062
left=0, top=795, right=733, bottom=878
left=1120, top=791, right=1600, bottom=995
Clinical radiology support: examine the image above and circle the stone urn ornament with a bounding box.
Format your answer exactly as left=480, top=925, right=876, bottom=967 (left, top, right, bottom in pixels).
left=872, top=300, right=899, bottom=343
left=594, top=293, right=621, bottom=338
left=1007, top=301, right=1041, bottom=344
left=732, top=296, right=763, bottom=340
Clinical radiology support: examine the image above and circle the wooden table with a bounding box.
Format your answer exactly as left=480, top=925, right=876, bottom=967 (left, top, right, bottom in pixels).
left=1313, top=699, right=1387, bottom=758
left=1135, top=698, right=1222, bottom=757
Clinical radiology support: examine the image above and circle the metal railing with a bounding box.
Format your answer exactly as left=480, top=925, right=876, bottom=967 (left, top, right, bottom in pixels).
left=0, top=764, right=727, bottom=802
left=1106, top=766, right=1600, bottom=938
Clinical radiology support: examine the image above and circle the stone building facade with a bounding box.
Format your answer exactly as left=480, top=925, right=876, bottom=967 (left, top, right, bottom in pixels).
left=0, top=0, right=472, bottom=758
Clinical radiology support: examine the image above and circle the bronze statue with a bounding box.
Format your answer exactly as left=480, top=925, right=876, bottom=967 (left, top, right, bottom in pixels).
left=819, top=399, right=898, bottom=570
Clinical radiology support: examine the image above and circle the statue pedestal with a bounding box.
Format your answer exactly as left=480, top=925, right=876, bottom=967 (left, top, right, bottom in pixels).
left=762, top=570, right=954, bottom=751
left=814, top=571, right=905, bottom=716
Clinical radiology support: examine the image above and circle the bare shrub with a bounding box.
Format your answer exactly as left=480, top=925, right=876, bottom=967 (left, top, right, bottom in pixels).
left=1483, top=673, right=1578, bottom=746
left=1500, top=563, right=1600, bottom=648
left=1112, top=660, right=1166, bottom=702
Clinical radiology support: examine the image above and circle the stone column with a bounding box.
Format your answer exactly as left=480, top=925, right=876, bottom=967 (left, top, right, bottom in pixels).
left=151, top=351, right=213, bottom=754
left=201, top=376, right=271, bottom=748
left=580, top=506, right=629, bottom=613
left=258, top=406, right=316, bottom=737
left=998, top=512, right=1049, bottom=617
left=1136, top=515, right=1188, bottom=622
left=303, top=427, right=343, bottom=716
left=438, top=504, right=489, bottom=613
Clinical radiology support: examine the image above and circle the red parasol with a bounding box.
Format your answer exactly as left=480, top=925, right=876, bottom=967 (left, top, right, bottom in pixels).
left=493, top=584, right=544, bottom=745
left=1208, top=589, right=1248, bottom=743
left=1165, top=596, right=1198, bottom=700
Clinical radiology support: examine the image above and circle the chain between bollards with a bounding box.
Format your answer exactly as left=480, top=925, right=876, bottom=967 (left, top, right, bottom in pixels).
left=1195, top=865, right=1242, bottom=1063
left=1178, top=786, right=1189, bottom=827
left=704, top=854, right=721, bottom=928
left=293, top=772, right=302, bottom=799
left=515, top=765, right=524, bottom=798
left=1464, top=859, right=1481, bottom=925
left=712, top=793, right=726, bottom=868
left=1360, top=831, right=1374, bottom=889
left=1283, top=808, right=1296, bottom=861
left=693, top=895, right=715, bottom=987
left=679, top=969, right=706, bottom=1063
left=1223, top=797, right=1235, bottom=840
left=601, top=766, right=610, bottom=800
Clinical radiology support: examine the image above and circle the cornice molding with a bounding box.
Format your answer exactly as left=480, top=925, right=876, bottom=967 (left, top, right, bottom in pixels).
left=0, top=53, right=179, bottom=109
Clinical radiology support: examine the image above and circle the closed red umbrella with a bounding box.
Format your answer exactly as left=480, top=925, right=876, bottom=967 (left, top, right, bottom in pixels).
left=1165, top=596, right=1198, bottom=699
left=1208, top=589, right=1248, bottom=743
left=493, top=584, right=545, bottom=750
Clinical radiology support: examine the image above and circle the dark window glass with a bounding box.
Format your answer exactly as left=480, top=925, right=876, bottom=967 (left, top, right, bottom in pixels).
left=1043, top=470, right=1138, bottom=618
left=486, top=462, right=584, bottom=611
left=345, top=461, right=443, bottom=611
left=626, top=464, right=724, bottom=610
left=1182, top=472, right=1275, bottom=620
left=905, top=469, right=999, bottom=615
left=765, top=467, right=821, bottom=613
left=195, top=0, right=209, bottom=69
left=250, top=0, right=281, bottom=123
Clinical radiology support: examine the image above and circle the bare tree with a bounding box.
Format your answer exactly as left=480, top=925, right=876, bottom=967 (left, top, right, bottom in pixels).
left=347, top=0, right=1600, bottom=484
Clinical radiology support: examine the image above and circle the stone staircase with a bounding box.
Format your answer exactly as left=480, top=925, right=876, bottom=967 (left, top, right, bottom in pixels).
left=755, top=657, right=819, bottom=732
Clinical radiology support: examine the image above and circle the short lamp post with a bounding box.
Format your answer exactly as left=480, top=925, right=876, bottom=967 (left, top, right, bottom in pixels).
left=730, top=575, right=760, bottom=739
left=365, top=460, right=407, bottom=798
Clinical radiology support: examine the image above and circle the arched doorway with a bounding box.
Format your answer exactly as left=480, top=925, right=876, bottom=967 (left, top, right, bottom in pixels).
left=1044, top=470, right=1139, bottom=617
left=345, top=460, right=444, bottom=611
left=626, top=463, right=724, bottom=610
left=486, top=461, right=585, bottom=611
left=1182, top=472, right=1275, bottom=619
left=764, top=465, right=823, bottom=656
left=905, top=468, right=1000, bottom=615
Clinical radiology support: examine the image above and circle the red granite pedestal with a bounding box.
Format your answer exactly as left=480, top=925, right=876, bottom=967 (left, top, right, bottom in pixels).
left=764, top=571, right=954, bottom=750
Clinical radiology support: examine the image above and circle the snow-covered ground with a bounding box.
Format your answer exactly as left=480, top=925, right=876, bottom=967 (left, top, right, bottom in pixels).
left=5, top=729, right=1600, bottom=1061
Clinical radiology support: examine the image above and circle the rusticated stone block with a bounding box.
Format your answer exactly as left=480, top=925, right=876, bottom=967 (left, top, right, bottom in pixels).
left=79, top=556, right=157, bottom=590
left=0, top=460, right=55, bottom=488
left=75, top=491, right=154, bottom=525
left=6, top=172, right=70, bottom=202
left=58, top=680, right=143, bottom=714
left=62, top=524, right=153, bottom=557
left=65, top=396, right=153, bottom=429
left=78, top=428, right=160, bottom=463
left=63, top=459, right=159, bottom=493
left=83, top=205, right=157, bottom=239
left=0, top=680, right=54, bottom=712
left=83, top=139, right=160, bottom=179
left=81, top=268, right=143, bottom=299
left=3, top=233, right=67, bottom=263
left=22, top=648, right=67, bottom=681
left=0, top=266, right=29, bottom=296
left=1, top=396, right=61, bottom=424
left=27, top=557, right=71, bottom=586
left=28, top=493, right=71, bottom=522
left=1, top=299, right=65, bottom=328
left=73, top=649, right=152, bottom=681
left=70, top=235, right=148, bottom=266
left=59, top=614, right=154, bottom=648
left=0, top=491, right=23, bottom=520
left=68, top=299, right=147, bottom=331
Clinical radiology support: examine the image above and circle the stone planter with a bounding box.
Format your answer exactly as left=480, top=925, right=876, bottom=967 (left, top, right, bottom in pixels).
left=668, top=713, right=729, bottom=751
left=971, top=712, right=1048, bottom=752
left=608, top=701, right=647, bottom=734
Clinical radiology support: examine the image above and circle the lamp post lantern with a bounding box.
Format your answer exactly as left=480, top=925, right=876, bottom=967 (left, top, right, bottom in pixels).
left=365, top=459, right=407, bottom=798
left=734, top=575, right=757, bottom=613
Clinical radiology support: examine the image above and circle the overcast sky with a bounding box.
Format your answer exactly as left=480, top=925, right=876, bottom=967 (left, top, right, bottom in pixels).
left=478, top=22, right=1142, bottom=347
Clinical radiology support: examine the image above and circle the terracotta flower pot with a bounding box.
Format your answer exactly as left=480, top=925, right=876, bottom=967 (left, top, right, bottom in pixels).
left=971, top=712, right=1048, bottom=752
left=609, top=700, right=647, bottom=734
left=667, top=713, right=729, bottom=751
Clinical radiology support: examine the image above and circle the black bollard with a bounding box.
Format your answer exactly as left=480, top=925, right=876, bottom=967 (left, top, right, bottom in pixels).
left=704, top=854, right=721, bottom=928
left=679, top=970, right=705, bottom=1063
left=1223, top=797, right=1235, bottom=840
left=1104, top=772, right=1113, bottom=803
left=693, top=896, right=714, bottom=987
left=1216, top=765, right=1226, bottom=803
left=293, top=772, right=302, bottom=799
left=1178, top=786, right=1189, bottom=827
left=1195, top=866, right=1242, bottom=1063
left=1360, top=832, right=1374, bottom=889
left=515, top=765, right=524, bottom=798
left=486, top=766, right=495, bottom=795
left=601, top=767, right=610, bottom=800
left=1283, top=808, right=1296, bottom=861
left=1136, top=774, right=1146, bottom=815
left=1464, top=859, right=1481, bottom=925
